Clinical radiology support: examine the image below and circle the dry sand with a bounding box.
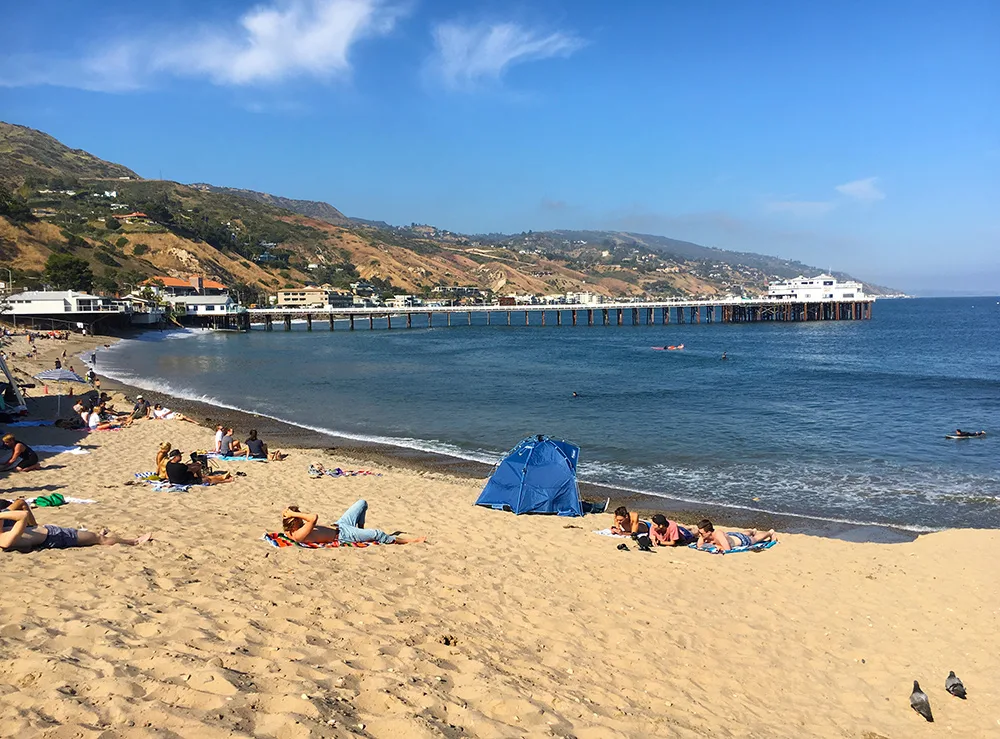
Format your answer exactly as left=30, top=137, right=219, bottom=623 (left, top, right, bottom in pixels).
left=1, top=331, right=998, bottom=738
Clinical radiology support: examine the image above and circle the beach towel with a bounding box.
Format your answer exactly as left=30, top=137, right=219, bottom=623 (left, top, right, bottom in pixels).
left=688, top=540, right=778, bottom=555
left=6, top=420, right=55, bottom=427
left=308, top=464, right=382, bottom=478
left=32, top=445, right=90, bottom=455
left=148, top=481, right=192, bottom=492
left=32, top=493, right=66, bottom=508
left=208, top=455, right=268, bottom=462
left=262, top=532, right=377, bottom=549
left=134, top=471, right=160, bottom=480
left=25, top=495, right=96, bottom=506
left=593, top=528, right=630, bottom=538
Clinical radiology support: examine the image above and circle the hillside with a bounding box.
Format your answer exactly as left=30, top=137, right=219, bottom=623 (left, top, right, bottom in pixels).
left=0, top=122, right=138, bottom=185
left=190, top=183, right=349, bottom=225
left=0, top=121, right=892, bottom=301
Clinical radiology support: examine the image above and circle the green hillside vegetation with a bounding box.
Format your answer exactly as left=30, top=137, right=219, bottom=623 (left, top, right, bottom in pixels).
left=190, top=183, right=349, bottom=225
left=0, top=121, right=138, bottom=185
left=0, top=120, right=895, bottom=301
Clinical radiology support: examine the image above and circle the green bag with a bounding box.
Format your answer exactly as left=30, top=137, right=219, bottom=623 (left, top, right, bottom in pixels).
left=34, top=493, right=66, bottom=508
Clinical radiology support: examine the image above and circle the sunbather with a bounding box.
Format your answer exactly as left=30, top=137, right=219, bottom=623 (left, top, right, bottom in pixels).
left=695, top=519, right=776, bottom=551
left=149, top=404, right=196, bottom=423
left=0, top=434, right=41, bottom=472
left=282, top=499, right=425, bottom=545
left=610, top=505, right=651, bottom=537
left=0, top=504, right=151, bottom=552
left=649, top=514, right=696, bottom=547
left=245, top=429, right=286, bottom=461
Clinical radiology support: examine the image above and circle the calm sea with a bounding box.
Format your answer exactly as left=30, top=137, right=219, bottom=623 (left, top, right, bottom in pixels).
left=95, top=297, right=1000, bottom=531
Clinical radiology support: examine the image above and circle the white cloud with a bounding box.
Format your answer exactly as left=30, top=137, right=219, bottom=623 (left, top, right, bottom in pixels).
left=765, top=200, right=837, bottom=217
left=0, top=0, right=403, bottom=91
left=835, top=177, right=885, bottom=202
left=429, top=21, right=584, bottom=89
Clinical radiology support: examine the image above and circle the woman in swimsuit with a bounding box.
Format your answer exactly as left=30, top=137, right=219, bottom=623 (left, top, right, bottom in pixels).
left=1, top=434, right=41, bottom=472
left=695, top=519, right=776, bottom=552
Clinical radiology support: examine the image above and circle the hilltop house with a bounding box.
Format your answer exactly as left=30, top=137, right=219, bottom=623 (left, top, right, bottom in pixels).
left=112, top=211, right=150, bottom=224
left=138, top=276, right=237, bottom=317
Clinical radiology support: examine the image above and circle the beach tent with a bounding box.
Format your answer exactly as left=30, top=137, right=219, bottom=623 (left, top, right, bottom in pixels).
left=476, top=435, right=583, bottom=516
left=0, top=355, right=27, bottom=414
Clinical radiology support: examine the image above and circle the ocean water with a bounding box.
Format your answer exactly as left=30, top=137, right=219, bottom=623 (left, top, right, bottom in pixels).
left=95, top=298, right=1000, bottom=531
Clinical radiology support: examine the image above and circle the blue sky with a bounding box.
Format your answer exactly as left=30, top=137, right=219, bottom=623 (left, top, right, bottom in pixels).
left=2, top=0, right=997, bottom=294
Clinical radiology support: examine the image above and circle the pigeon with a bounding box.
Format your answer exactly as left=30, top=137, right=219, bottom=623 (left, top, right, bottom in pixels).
left=945, top=671, right=967, bottom=699
left=910, top=680, right=933, bottom=722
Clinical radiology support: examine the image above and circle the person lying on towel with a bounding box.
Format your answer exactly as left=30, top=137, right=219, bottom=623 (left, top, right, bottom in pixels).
left=695, top=519, right=776, bottom=552
left=649, top=514, right=696, bottom=547
left=610, top=505, right=651, bottom=537
left=282, top=500, right=425, bottom=545
left=0, top=501, right=152, bottom=552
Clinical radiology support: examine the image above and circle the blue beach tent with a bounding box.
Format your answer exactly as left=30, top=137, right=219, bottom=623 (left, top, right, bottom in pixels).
left=476, top=435, right=583, bottom=516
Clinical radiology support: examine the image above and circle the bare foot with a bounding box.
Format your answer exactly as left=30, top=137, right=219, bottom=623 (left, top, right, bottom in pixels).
left=135, top=533, right=153, bottom=545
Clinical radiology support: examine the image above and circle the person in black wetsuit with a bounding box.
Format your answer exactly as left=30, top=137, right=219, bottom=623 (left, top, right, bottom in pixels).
left=0, top=434, right=41, bottom=472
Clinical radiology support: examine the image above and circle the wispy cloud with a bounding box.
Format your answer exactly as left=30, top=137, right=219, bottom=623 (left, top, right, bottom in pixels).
left=835, top=176, right=885, bottom=202
left=765, top=200, right=837, bottom=217
left=429, top=21, right=584, bottom=90
left=0, top=0, right=404, bottom=91
left=764, top=176, right=886, bottom=217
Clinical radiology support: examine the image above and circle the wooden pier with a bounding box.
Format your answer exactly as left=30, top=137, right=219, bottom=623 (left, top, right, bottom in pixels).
left=243, top=297, right=874, bottom=332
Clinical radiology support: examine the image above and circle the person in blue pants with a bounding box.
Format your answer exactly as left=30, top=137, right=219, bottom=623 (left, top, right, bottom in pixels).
left=282, top=499, right=426, bottom=545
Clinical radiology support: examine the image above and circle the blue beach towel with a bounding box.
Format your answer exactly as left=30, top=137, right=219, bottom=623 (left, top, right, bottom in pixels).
left=208, top=454, right=267, bottom=462
left=689, top=540, right=778, bottom=555
left=6, top=420, right=55, bottom=427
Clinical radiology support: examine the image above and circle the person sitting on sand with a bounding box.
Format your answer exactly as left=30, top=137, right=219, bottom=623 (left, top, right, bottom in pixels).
left=244, top=429, right=286, bottom=461
left=155, top=441, right=173, bottom=479
left=219, top=427, right=242, bottom=456
left=1, top=503, right=151, bottom=552
left=695, top=519, right=776, bottom=552
left=610, top=506, right=651, bottom=537
left=214, top=424, right=225, bottom=453
left=164, top=448, right=232, bottom=485
left=87, top=406, right=120, bottom=431
left=131, top=394, right=150, bottom=421
left=649, top=514, right=696, bottom=547
left=0, top=434, right=42, bottom=473
left=282, top=500, right=425, bottom=545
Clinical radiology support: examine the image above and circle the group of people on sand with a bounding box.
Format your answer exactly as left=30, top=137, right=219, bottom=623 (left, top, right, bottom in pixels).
left=610, top=506, right=776, bottom=552
left=213, top=424, right=287, bottom=461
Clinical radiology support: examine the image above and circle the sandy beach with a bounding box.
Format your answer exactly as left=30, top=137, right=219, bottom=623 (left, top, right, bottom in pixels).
left=1, top=331, right=998, bottom=738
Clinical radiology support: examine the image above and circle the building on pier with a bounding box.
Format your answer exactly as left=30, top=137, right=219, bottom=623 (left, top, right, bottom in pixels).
left=766, top=274, right=865, bottom=301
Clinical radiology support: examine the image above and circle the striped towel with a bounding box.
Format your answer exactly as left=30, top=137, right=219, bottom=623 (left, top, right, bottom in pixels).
left=262, top=532, right=376, bottom=549
left=135, top=472, right=159, bottom=480
left=688, top=540, right=778, bottom=555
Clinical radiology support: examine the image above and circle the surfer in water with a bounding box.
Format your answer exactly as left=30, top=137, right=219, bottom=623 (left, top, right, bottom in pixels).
left=721, top=352, right=728, bottom=360
left=572, top=391, right=579, bottom=398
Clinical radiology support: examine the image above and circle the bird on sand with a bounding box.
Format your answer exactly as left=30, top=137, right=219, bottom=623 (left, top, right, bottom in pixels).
left=945, top=671, right=967, bottom=699
left=910, top=681, right=934, bottom=722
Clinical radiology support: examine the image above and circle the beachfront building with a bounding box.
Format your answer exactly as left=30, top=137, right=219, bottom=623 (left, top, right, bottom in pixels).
left=3, top=290, right=131, bottom=332
left=138, top=276, right=238, bottom=317
left=275, top=286, right=353, bottom=309
left=766, top=274, right=866, bottom=301
left=385, top=295, right=423, bottom=308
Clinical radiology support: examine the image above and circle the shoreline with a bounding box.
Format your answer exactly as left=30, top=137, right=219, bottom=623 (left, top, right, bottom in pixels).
left=84, top=329, right=922, bottom=543
left=4, top=326, right=1000, bottom=738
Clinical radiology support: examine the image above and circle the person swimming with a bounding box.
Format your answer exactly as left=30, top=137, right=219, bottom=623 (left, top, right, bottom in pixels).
left=572, top=391, right=579, bottom=398
left=721, top=352, right=728, bottom=360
